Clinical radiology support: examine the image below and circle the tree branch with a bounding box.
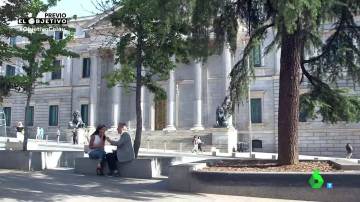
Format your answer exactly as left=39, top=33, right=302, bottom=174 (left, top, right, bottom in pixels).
left=233, top=22, right=274, bottom=68
left=303, top=12, right=345, bottom=64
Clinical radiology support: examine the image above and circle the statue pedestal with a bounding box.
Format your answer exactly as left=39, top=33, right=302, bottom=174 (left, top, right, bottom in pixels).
left=77, top=128, right=87, bottom=145
left=210, top=127, right=237, bottom=153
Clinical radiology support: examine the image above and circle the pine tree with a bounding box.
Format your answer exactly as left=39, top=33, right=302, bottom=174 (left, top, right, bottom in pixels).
left=104, top=0, right=192, bottom=157
left=190, top=0, right=360, bottom=165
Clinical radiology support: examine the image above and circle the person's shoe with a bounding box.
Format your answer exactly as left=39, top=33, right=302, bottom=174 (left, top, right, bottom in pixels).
left=99, top=168, right=104, bottom=176
left=96, top=167, right=101, bottom=176
left=113, top=170, right=120, bottom=177
left=96, top=167, right=104, bottom=176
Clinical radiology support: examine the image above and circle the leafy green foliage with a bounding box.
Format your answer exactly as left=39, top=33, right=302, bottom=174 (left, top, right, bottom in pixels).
left=190, top=0, right=360, bottom=124
left=106, top=0, right=192, bottom=99
left=0, top=0, right=78, bottom=150
left=0, top=0, right=78, bottom=102
left=301, top=87, right=360, bottom=123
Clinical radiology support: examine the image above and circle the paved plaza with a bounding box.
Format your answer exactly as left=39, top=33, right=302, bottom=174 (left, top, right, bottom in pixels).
left=0, top=169, right=310, bottom=202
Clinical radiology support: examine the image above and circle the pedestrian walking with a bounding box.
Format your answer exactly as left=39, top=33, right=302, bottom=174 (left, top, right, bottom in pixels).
left=346, top=143, right=353, bottom=159
left=191, top=135, right=198, bottom=153
left=36, top=127, right=41, bottom=140
left=197, top=136, right=203, bottom=152
left=56, top=127, right=61, bottom=144
left=39, top=127, right=44, bottom=140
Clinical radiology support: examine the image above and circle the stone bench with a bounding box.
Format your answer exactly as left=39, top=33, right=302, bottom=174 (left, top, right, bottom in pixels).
left=5, top=140, right=23, bottom=150
left=83, top=145, right=117, bottom=154
left=74, top=157, right=162, bottom=179
left=0, top=150, right=84, bottom=171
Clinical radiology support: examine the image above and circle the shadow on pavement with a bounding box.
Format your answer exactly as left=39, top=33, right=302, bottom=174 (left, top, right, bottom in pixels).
left=0, top=169, right=201, bottom=202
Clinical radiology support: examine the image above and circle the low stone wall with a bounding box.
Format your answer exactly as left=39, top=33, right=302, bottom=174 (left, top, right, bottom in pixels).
left=74, top=157, right=162, bottom=179
left=241, top=129, right=360, bottom=159
left=298, top=129, right=360, bottom=159
left=168, top=162, right=360, bottom=202
left=140, top=155, right=211, bottom=176
left=0, top=150, right=84, bottom=171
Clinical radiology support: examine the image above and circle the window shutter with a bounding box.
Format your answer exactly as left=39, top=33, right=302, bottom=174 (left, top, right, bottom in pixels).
left=49, top=106, right=58, bottom=126
left=4, top=107, right=11, bottom=126
left=252, top=45, right=261, bottom=67
left=251, top=98, right=262, bottom=123
left=81, top=104, right=89, bottom=126
left=25, top=106, right=34, bottom=126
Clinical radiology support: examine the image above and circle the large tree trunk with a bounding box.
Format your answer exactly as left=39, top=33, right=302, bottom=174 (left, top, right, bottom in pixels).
left=133, top=33, right=143, bottom=159
left=277, top=31, right=302, bottom=165
left=23, top=93, right=31, bottom=151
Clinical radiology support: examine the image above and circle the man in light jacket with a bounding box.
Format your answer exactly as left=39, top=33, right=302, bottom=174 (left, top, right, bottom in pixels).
left=106, top=122, right=135, bottom=176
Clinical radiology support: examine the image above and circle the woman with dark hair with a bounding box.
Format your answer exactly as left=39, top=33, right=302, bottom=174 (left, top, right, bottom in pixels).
left=88, top=124, right=107, bottom=175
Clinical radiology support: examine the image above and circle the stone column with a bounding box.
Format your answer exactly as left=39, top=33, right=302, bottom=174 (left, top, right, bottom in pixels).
left=163, top=69, right=176, bottom=131
left=223, top=43, right=234, bottom=128
left=175, top=83, right=180, bottom=127
left=140, top=86, right=146, bottom=130
left=149, top=93, right=155, bottom=131
left=191, top=60, right=204, bottom=130
left=112, top=62, right=121, bottom=128
left=64, top=57, right=72, bottom=86
left=274, top=48, right=281, bottom=75
left=223, top=43, right=232, bottom=92
left=89, top=52, right=99, bottom=128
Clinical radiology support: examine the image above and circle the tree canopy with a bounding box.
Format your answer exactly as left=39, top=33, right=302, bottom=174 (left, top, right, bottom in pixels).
left=188, top=0, right=360, bottom=164
left=103, top=0, right=194, bottom=157
left=0, top=0, right=78, bottom=150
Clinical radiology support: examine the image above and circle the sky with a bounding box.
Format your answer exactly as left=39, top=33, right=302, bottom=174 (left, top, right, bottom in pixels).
left=47, top=0, right=99, bottom=17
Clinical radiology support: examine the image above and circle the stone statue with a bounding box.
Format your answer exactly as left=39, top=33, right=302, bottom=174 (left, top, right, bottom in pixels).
left=68, top=110, right=85, bottom=129
left=216, top=105, right=227, bottom=127
left=215, top=96, right=232, bottom=128
left=68, top=110, right=85, bottom=144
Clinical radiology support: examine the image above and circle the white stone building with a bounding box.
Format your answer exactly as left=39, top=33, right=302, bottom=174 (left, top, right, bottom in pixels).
left=1, top=15, right=360, bottom=158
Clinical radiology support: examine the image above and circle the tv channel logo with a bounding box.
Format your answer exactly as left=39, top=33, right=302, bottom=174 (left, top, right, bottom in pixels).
left=326, top=182, right=333, bottom=189
left=18, top=13, right=68, bottom=25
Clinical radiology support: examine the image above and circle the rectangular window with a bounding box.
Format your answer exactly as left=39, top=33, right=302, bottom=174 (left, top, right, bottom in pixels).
left=6, top=65, right=15, bottom=76
left=25, top=106, right=34, bottom=126
left=49, top=105, right=59, bottom=126
left=9, top=36, right=16, bottom=46
left=3, top=107, right=11, bottom=126
left=82, top=58, right=91, bottom=78
left=54, top=31, right=63, bottom=40
left=81, top=104, right=89, bottom=126
left=252, top=45, right=261, bottom=67
left=251, top=98, right=262, bottom=123
left=51, top=60, right=61, bottom=80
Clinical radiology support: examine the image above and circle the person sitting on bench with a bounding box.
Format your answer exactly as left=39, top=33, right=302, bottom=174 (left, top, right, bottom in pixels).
left=106, top=122, right=135, bottom=176
left=88, top=124, right=107, bottom=175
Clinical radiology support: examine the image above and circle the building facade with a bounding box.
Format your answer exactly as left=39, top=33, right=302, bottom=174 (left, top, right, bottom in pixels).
left=1, top=15, right=360, bottom=158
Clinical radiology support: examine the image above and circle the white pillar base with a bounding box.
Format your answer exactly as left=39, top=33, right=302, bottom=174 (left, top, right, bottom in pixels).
left=163, top=125, right=176, bottom=131
left=190, top=125, right=204, bottom=131
left=87, top=125, right=96, bottom=130
left=109, top=126, right=118, bottom=131
left=211, top=127, right=237, bottom=153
